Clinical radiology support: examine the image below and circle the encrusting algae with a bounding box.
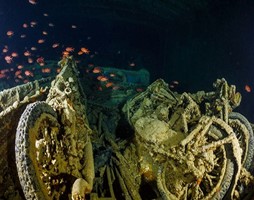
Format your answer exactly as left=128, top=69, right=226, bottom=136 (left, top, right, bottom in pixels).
left=0, top=57, right=253, bottom=200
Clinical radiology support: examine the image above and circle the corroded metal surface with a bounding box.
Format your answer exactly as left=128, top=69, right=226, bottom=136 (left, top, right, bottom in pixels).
left=0, top=78, right=51, bottom=199
left=0, top=57, right=253, bottom=200
left=15, top=56, right=94, bottom=199
left=120, top=78, right=254, bottom=199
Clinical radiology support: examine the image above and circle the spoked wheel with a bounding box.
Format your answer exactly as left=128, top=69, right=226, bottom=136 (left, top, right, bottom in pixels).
left=228, top=112, right=254, bottom=170
left=15, top=101, right=71, bottom=200
left=200, top=126, right=235, bottom=200
left=160, top=146, right=234, bottom=200
left=157, top=123, right=236, bottom=200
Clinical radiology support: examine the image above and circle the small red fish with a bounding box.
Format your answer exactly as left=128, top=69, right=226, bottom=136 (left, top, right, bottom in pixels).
left=99, top=76, right=108, bottom=82
left=30, top=21, right=37, bottom=26
left=4, top=56, right=13, bottom=63
left=27, top=58, right=34, bottom=64
left=78, top=51, right=83, bottom=55
left=2, top=48, right=8, bottom=53
left=105, top=82, right=113, bottom=88
left=245, top=85, right=251, bottom=93
left=52, top=43, right=59, bottom=48
left=17, top=65, right=24, bottom=69
left=28, top=0, right=37, bottom=5
left=65, top=47, right=74, bottom=52
left=129, top=62, right=135, bottom=67
left=15, top=70, right=22, bottom=77
left=62, top=51, right=70, bottom=56
left=23, top=23, right=28, bottom=28
left=36, top=57, right=44, bottom=64
left=17, top=74, right=23, bottom=79
left=48, top=23, right=54, bottom=27
left=24, top=70, right=34, bottom=77
left=81, top=47, right=90, bottom=54
left=0, top=74, right=6, bottom=79
left=24, top=51, right=31, bottom=57
left=38, top=39, right=45, bottom=44
left=11, top=52, right=18, bottom=57
left=92, top=67, right=101, bottom=74
left=6, top=31, right=14, bottom=37
left=42, top=68, right=51, bottom=73
left=136, top=88, right=144, bottom=92
left=172, top=80, right=179, bottom=85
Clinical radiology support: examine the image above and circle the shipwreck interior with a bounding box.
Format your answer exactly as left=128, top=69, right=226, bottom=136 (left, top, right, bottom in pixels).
left=72, top=0, right=254, bottom=121
left=2, top=0, right=254, bottom=121
left=1, top=0, right=254, bottom=200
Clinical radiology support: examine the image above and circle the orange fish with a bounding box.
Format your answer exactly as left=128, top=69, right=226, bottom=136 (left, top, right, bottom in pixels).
left=17, top=65, right=24, bottom=69
left=98, top=86, right=103, bottom=91
left=112, top=85, right=120, bottom=90
left=97, top=75, right=103, bottom=81
left=0, top=74, right=6, bottom=79
left=2, top=48, right=8, bottom=53
left=42, top=31, right=48, bottom=35
left=136, top=88, right=144, bottom=92
left=38, top=39, right=45, bottom=44
left=99, top=76, right=108, bottom=82
left=42, top=68, right=51, bottom=73
left=105, top=82, right=113, bottom=88
left=24, top=51, right=31, bottom=56
left=23, top=23, right=28, bottom=28
left=4, top=56, right=12, bottom=64
left=92, top=67, right=101, bottom=74
left=24, top=70, right=34, bottom=77
left=81, top=47, right=90, bottom=54
left=17, top=74, right=23, bottom=79
left=6, top=30, right=14, bottom=37
left=15, top=70, right=22, bottom=77
left=28, top=0, right=37, bottom=5
left=27, top=58, right=34, bottom=64
left=129, top=62, right=135, bottom=67
left=48, top=23, right=54, bottom=27
left=245, top=85, right=251, bottom=93
left=1, top=69, right=9, bottom=73
left=172, top=80, right=179, bottom=85
left=31, top=47, right=37, bottom=51
left=78, top=51, right=83, bottom=55
left=11, top=52, right=18, bottom=57
left=65, top=47, right=75, bottom=52
left=36, top=57, right=44, bottom=64
left=62, top=51, right=70, bottom=56
left=30, top=21, right=37, bottom=27
left=52, top=43, right=59, bottom=48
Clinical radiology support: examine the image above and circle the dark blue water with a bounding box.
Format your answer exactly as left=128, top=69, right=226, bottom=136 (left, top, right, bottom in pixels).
left=0, top=0, right=254, bottom=122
